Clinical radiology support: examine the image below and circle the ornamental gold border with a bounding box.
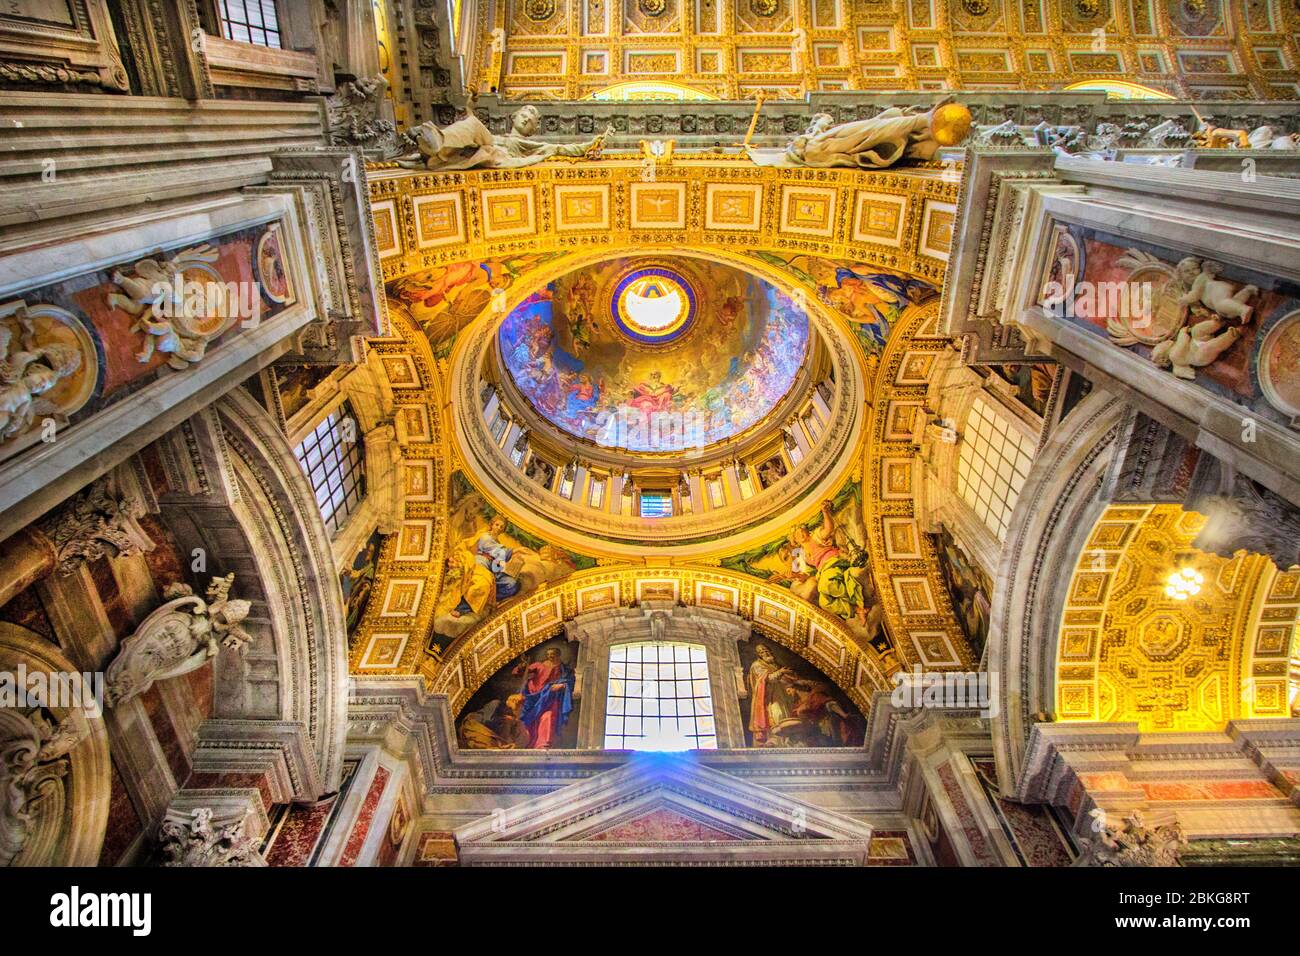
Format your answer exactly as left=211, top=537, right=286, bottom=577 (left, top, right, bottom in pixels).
left=861, top=297, right=979, bottom=672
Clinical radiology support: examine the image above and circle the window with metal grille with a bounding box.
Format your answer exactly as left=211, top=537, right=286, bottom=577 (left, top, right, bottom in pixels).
left=217, top=0, right=283, bottom=48
left=294, top=403, right=366, bottom=536
left=604, top=642, right=716, bottom=751
left=956, top=396, right=1036, bottom=541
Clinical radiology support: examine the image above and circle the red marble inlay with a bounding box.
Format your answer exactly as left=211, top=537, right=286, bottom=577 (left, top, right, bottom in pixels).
left=184, top=662, right=214, bottom=723
left=136, top=513, right=185, bottom=588
left=586, top=806, right=741, bottom=843
left=0, top=586, right=55, bottom=641
left=338, top=767, right=390, bottom=867
left=139, top=684, right=189, bottom=784
left=267, top=797, right=338, bottom=867
left=98, top=758, right=142, bottom=866
left=184, top=771, right=273, bottom=810
left=866, top=830, right=916, bottom=866
left=1140, top=780, right=1280, bottom=801
left=136, top=444, right=172, bottom=497
left=936, top=762, right=994, bottom=863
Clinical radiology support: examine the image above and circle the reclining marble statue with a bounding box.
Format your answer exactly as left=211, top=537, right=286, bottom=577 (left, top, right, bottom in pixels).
left=745, top=99, right=972, bottom=169
left=393, top=97, right=613, bottom=171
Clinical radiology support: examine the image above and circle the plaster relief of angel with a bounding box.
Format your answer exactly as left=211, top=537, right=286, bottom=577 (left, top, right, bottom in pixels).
left=0, top=308, right=84, bottom=444
left=108, top=244, right=227, bottom=369
left=1106, top=252, right=1257, bottom=382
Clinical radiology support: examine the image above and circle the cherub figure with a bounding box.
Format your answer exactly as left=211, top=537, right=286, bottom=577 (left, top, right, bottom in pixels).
left=1151, top=316, right=1247, bottom=380
left=0, top=314, right=83, bottom=443
left=108, top=245, right=224, bottom=369
left=1177, top=260, right=1258, bottom=324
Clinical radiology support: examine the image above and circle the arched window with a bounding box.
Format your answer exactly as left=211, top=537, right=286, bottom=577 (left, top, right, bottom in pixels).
left=586, top=81, right=717, bottom=102
left=1062, top=80, right=1175, bottom=100
left=956, top=396, right=1035, bottom=541
left=604, top=642, right=717, bottom=751
left=294, top=400, right=366, bottom=536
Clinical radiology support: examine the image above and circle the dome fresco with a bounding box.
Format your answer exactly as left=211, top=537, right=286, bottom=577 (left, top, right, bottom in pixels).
left=497, top=258, right=810, bottom=452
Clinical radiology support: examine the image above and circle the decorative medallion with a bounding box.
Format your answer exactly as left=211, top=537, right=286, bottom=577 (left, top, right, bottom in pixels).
left=524, top=0, right=556, bottom=21
left=961, top=0, right=990, bottom=15
left=1258, top=310, right=1300, bottom=423
left=1074, top=0, right=1101, bottom=18
left=638, top=0, right=668, bottom=14
left=750, top=0, right=779, bottom=15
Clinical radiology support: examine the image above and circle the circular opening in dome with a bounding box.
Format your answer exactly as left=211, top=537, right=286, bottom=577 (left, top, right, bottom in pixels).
left=612, top=267, right=696, bottom=344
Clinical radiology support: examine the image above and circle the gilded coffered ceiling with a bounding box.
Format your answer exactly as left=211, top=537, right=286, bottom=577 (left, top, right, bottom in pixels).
left=473, top=0, right=1299, bottom=100
left=1054, top=504, right=1300, bottom=732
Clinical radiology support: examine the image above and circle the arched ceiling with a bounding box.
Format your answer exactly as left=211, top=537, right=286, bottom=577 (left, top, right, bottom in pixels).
left=471, top=0, right=1298, bottom=100
left=354, top=152, right=975, bottom=698
left=1053, top=503, right=1300, bottom=732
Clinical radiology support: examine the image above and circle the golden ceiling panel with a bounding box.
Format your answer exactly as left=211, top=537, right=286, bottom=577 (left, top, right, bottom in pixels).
left=472, top=0, right=1298, bottom=99
left=1053, top=503, right=1282, bottom=733
left=366, top=159, right=959, bottom=287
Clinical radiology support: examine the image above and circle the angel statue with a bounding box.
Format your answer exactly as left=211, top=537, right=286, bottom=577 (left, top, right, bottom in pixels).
left=0, top=310, right=83, bottom=444
left=746, top=99, right=972, bottom=170
left=393, top=91, right=613, bottom=171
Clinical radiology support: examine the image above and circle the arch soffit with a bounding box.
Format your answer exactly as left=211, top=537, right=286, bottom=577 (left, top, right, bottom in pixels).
left=986, top=390, right=1129, bottom=794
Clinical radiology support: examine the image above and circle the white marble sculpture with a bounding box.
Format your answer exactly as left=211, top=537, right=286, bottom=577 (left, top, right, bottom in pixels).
left=158, top=808, right=265, bottom=867
left=1178, top=260, right=1258, bottom=324
left=105, top=574, right=253, bottom=707
left=0, top=708, right=87, bottom=867
left=0, top=308, right=83, bottom=444
left=1075, top=809, right=1186, bottom=867
left=108, top=244, right=227, bottom=369
left=395, top=100, right=613, bottom=171
left=746, top=100, right=971, bottom=169
left=1247, top=125, right=1300, bottom=149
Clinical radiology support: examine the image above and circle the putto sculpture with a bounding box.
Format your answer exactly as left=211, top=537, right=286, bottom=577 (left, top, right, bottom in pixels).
left=393, top=93, right=613, bottom=171
left=745, top=100, right=972, bottom=169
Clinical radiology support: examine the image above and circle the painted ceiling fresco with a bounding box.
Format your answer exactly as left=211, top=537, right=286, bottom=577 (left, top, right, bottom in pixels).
left=497, top=257, right=810, bottom=451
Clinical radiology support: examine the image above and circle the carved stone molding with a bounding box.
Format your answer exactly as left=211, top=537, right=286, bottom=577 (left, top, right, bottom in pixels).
left=0, top=1, right=129, bottom=93
left=36, top=475, right=154, bottom=575
left=0, top=706, right=87, bottom=867
left=0, top=625, right=110, bottom=867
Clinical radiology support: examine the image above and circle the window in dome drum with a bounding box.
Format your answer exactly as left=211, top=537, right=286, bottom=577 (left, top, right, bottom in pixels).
left=639, top=492, right=673, bottom=518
